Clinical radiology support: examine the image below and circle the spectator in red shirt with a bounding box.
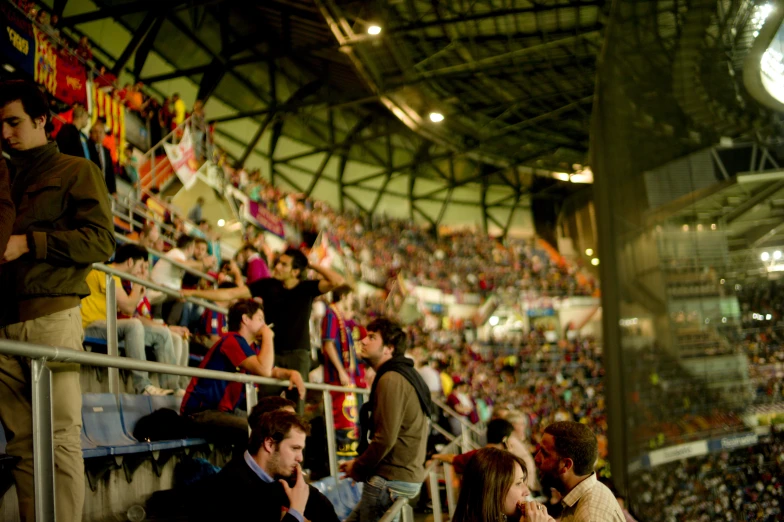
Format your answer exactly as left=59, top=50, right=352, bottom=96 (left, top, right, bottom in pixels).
left=76, top=36, right=92, bottom=62
left=447, top=380, right=475, bottom=435
left=181, top=300, right=305, bottom=455
left=321, top=285, right=364, bottom=459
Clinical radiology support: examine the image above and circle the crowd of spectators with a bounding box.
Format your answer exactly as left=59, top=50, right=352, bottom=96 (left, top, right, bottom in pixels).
left=221, top=168, right=597, bottom=298
left=629, top=430, right=784, bottom=521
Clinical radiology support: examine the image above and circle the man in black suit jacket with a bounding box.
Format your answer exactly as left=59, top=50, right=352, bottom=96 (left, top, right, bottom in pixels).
left=88, top=119, right=116, bottom=196
left=191, top=410, right=339, bottom=522
left=55, top=104, right=91, bottom=159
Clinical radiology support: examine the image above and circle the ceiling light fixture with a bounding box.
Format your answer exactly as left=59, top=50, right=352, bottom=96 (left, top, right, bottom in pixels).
left=429, top=112, right=444, bottom=123
left=368, top=25, right=382, bottom=35
left=591, top=258, right=600, bottom=266
left=217, top=219, right=226, bottom=227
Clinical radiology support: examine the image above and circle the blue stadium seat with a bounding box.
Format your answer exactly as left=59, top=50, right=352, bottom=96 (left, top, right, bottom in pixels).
left=82, top=394, right=150, bottom=455
left=119, top=394, right=153, bottom=439
left=81, top=427, right=111, bottom=458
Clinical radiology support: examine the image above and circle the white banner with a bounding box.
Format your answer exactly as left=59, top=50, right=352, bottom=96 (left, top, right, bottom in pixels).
left=648, top=440, right=708, bottom=467
left=162, top=126, right=199, bottom=190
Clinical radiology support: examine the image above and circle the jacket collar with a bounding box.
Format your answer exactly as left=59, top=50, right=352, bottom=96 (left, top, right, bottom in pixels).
left=8, top=141, right=58, bottom=181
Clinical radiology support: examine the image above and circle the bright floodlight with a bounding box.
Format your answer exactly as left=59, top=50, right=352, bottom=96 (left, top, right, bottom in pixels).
left=591, top=258, right=600, bottom=266
left=217, top=219, right=226, bottom=227
left=429, top=112, right=445, bottom=123
left=762, top=252, right=771, bottom=262
left=489, top=316, right=500, bottom=326
left=585, top=248, right=594, bottom=256
left=775, top=251, right=782, bottom=260
left=368, top=25, right=382, bottom=35
left=767, top=314, right=773, bottom=320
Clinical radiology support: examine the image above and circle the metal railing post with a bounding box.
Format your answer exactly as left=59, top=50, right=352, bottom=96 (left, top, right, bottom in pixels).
left=444, top=463, right=456, bottom=520
left=429, top=467, right=442, bottom=518
left=323, top=390, right=339, bottom=480
left=245, top=382, right=258, bottom=435
left=30, top=358, right=55, bottom=522
left=400, top=504, right=413, bottom=522
left=460, top=423, right=470, bottom=452
left=105, top=274, right=120, bottom=394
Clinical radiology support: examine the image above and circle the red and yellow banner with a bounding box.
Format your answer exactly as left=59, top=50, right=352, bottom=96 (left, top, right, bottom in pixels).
left=32, top=27, right=88, bottom=107
left=91, top=88, right=127, bottom=164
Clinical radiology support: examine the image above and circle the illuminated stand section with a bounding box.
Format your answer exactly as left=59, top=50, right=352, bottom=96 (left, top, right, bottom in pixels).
left=745, top=4, right=784, bottom=110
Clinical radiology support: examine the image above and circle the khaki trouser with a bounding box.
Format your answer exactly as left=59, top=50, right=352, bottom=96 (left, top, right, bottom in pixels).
left=0, top=306, right=85, bottom=522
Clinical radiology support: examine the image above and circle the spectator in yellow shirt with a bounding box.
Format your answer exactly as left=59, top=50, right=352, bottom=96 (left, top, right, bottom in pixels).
left=173, top=93, right=186, bottom=127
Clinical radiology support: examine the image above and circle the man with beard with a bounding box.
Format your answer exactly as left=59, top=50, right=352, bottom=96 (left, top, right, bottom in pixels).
left=534, top=421, right=624, bottom=522
left=194, top=410, right=339, bottom=522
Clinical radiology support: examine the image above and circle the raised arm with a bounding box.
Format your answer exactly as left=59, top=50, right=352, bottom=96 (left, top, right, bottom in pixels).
left=182, top=285, right=251, bottom=302
left=309, top=263, right=344, bottom=294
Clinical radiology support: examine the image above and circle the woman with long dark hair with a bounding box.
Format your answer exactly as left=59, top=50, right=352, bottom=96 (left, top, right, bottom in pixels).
left=452, top=448, right=553, bottom=522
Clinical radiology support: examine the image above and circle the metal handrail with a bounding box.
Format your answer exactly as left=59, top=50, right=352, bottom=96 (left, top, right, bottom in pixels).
left=112, top=198, right=179, bottom=242
left=378, top=497, right=410, bottom=522
left=432, top=397, right=484, bottom=436
left=4, top=326, right=369, bottom=520
left=92, top=263, right=224, bottom=313
left=0, top=338, right=366, bottom=395
left=112, top=234, right=218, bottom=284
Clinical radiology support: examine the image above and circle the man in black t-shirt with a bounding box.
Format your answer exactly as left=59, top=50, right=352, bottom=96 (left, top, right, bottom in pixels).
left=183, top=248, right=344, bottom=405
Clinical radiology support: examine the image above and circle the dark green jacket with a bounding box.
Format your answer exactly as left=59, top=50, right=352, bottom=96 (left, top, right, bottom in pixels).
left=0, top=156, right=13, bottom=253
left=2, top=142, right=115, bottom=323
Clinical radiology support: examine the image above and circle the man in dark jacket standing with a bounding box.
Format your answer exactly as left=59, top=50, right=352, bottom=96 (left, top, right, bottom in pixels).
left=339, top=317, right=431, bottom=522
left=54, top=104, right=91, bottom=159
left=0, top=80, right=115, bottom=522
left=0, top=153, right=14, bottom=253
left=88, top=118, right=116, bottom=196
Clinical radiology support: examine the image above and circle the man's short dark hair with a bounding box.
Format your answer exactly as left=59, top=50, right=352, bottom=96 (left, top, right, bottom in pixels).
left=486, top=418, right=515, bottom=445
left=0, top=80, right=51, bottom=131
left=228, top=299, right=262, bottom=332
left=114, top=244, right=147, bottom=265
left=176, top=235, right=196, bottom=250
left=240, top=242, right=258, bottom=255
left=332, top=285, right=352, bottom=304
left=284, top=248, right=309, bottom=280
left=543, top=421, right=598, bottom=476
left=247, top=410, right=310, bottom=456
left=366, top=317, right=406, bottom=357
left=247, top=396, right=297, bottom=440
left=194, top=237, right=208, bottom=247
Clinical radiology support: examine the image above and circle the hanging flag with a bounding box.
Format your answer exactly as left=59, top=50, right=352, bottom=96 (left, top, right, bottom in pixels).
left=162, top=126, right=199, bottom=190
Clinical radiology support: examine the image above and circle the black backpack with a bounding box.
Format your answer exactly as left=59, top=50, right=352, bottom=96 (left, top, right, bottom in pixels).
left=133, top=408, right=189, bottom=442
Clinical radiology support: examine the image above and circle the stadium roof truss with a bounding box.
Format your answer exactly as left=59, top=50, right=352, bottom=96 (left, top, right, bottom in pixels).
left=44, top=0, right=609, bottom=235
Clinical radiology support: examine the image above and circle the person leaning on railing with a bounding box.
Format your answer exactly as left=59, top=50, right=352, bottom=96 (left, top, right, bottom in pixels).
left=180, top=299, right=306, bottom=457
left=182, top=248, right=344, bottom=411
left=0, top=79, right=115, bottom=522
